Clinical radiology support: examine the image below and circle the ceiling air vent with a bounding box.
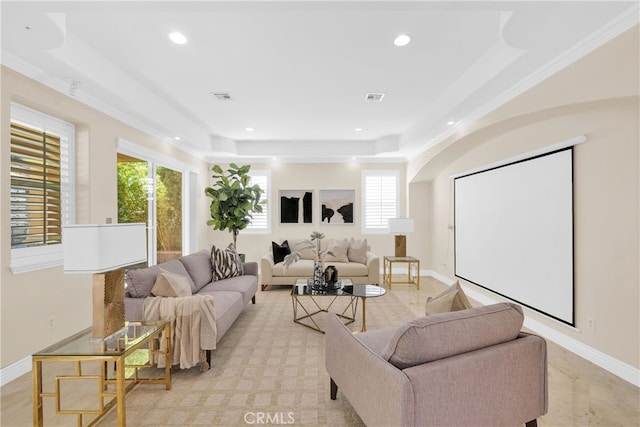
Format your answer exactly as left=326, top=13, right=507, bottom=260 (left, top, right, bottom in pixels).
left=365, top=92, right=385, bottom=102
left=212, top=92, right=232, bottom=101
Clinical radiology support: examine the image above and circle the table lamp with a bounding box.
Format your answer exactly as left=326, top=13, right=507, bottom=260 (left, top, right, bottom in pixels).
left=63, top=223, right=147, bottom=339
left=388, top=218, right=414, bottom=257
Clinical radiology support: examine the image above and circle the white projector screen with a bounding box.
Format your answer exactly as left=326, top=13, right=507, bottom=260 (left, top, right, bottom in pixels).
left=454, top=148, right=574, bottom=325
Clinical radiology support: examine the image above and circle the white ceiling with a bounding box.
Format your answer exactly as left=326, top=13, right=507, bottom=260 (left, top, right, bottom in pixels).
left=2, top=1, right=638, bottom=163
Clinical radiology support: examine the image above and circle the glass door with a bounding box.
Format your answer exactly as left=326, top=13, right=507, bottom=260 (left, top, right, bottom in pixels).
left=117, top=154, right=182, bottom=265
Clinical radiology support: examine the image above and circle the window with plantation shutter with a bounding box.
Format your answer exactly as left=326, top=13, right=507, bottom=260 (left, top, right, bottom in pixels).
left=245, top=170, right=270, bottom=233
left=10, top=103, right=74, bottom=274
left=362, top=170, right=399, bottom=234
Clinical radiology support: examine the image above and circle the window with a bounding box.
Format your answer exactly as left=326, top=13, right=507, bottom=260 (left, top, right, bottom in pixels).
left=10, top=103, right=75, bottom=273
left=244, top=170, right=270, bottom=233
left=362, top=170, right=399, bottom=234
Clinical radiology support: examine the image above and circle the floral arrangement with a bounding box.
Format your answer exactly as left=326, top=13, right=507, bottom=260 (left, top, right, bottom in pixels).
left=283, top=231, right=334, bottom=270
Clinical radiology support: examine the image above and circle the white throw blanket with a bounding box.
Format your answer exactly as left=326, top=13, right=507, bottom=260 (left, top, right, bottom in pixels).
left=143, top=294, right=217, bottom=370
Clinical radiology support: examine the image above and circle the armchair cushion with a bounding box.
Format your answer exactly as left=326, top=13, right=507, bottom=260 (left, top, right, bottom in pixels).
left=425, top=281, right=473, bottom=315
left=381, top=303, right=524, bottom=369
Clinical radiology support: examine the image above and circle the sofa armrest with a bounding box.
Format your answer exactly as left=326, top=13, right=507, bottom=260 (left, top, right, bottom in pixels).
left=325, top=313, right=414, bottom=427
left=243, top=261, right=258, bottom=278
left=260, top=254, right=275, bottom=286
left=365, top=252, right=380, bottom=285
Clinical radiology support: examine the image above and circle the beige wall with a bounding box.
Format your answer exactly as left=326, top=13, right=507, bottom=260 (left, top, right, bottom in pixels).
left=1, top=67, right=406, bottom=369
left=206, top=162, right=407, bottom=266
left=407, top=26, right=639, bottom=369
left=427, top=100, right=638, bottom=369
left=0, top=67, right=212, bottom=368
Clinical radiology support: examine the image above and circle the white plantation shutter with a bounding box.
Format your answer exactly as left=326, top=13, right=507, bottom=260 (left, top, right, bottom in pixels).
left=245, top=170, right=269, bottom=233
left=10, top=103, right=75, bottom=273
left=362, top=170, right=399, bottom=233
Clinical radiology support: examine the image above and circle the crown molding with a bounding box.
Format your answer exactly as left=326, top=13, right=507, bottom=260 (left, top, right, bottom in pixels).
left=413, top=4, right=640, bottom=159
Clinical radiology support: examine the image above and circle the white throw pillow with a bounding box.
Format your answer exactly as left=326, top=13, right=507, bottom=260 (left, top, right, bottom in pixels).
left=323, top=238, right=350, bottom=263
left=347, top=238, right=368, bottom=264
left=151, top=268, right=193, bottom=297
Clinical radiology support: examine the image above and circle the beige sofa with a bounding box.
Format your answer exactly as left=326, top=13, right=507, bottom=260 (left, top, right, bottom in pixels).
left=260, top=238, right=380, bottom=290
left=325, top=302, right=548, bottom=427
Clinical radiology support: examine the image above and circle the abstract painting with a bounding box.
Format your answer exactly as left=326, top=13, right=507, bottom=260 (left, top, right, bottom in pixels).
left=319, top=190, right=354, bottom=224
left=279, top=190, right=313, bottom=224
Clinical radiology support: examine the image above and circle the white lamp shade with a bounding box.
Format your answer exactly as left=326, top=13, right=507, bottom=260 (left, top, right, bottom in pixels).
left=63, top=223, right=147, bottom=273
left=388, top=218, right=414, bottom=234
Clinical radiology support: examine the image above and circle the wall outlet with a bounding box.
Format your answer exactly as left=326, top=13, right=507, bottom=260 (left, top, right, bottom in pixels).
left=48, top=316, right=55, bottom=329
left=587, top=316, right=595, bottom=330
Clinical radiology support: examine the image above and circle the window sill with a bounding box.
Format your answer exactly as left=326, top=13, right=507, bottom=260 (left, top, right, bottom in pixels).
left=10, top=246, right=63, bottom=274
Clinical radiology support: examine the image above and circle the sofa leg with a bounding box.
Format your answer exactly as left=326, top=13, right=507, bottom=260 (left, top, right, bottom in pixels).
left=261, top=284, right=267, bottom=291
left=206, top=350, right=212, bottom=369
left=330, top=378, right=338, bottom=400
left=525, top=420, right=537, bottom=427
left=252, top=295, right=256, bottom=304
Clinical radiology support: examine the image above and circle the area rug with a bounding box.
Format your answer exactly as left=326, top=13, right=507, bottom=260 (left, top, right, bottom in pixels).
left=95, top=286, right=417, bottom=426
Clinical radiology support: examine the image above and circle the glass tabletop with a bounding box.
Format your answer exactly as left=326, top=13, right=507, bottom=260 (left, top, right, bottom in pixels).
left=342, top=284, right=387, bottom=298
left=33, top=321, right=168, bottom=357
left=292, top=278, right=386, bottom=298
left=384, top=256, right=418, bottom=261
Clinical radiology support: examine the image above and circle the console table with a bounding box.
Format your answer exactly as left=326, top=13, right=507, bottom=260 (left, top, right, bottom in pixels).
left=383, top=256, right=420, bottom=289
left=32, top=320, right=171, bottom=427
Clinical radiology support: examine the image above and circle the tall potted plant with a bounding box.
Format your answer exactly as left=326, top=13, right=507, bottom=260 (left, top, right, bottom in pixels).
left=205, top=163, right=264, bottom=250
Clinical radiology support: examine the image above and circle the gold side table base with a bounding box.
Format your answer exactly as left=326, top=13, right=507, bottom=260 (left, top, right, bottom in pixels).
left=33, top=321, right=171, bottom=427
left=383, top=256, right=420, bottom=290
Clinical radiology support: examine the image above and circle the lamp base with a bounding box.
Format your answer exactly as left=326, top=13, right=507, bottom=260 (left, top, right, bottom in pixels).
left=394, top=235, right=407, bottom=257
left=92, top=269, right=126, bottom=339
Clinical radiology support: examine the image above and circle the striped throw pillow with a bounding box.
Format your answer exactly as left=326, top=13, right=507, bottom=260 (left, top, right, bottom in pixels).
left=211, top=244, right=243, bottom=281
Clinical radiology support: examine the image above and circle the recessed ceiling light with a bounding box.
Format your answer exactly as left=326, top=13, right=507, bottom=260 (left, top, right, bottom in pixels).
left=393, top=34, right=411, bottom=47
left=174, top=136, right=181, bottom=141
left=245, top=127, right=254, bottom=132
left=169, top=32, right=188, bottom=45
left=354, top=128, right=363, bottom=132
left=365, top=93, right=385, bottom=102
left=446, top=120, right=456, bottom=126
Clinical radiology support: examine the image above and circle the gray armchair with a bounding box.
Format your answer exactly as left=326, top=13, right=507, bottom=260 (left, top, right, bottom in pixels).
left=324, top=302, right=547, bottom=427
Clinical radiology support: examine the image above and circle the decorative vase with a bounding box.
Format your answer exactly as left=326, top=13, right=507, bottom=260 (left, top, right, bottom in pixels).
left=324, top=265, right=338, bottom=285
left=313, top=259, right=324, bottom=286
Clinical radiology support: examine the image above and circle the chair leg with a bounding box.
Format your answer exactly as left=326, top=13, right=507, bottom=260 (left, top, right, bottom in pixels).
left=525, top=420, right=537, bottom=427
left=252, top=295, right=256, bottom=304
left=330, top=378, right=338, bottom=400
left=206, top=349, right=212, bottom=368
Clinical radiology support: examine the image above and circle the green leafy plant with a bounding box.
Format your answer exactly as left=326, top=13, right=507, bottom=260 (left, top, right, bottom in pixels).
left=204, top=163, right=265, bottom=249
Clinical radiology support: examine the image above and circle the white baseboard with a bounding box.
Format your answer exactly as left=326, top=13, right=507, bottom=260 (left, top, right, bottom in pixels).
left=1, top=356, right=31, bottom=387
left=425, top=271, right=640, bottom=387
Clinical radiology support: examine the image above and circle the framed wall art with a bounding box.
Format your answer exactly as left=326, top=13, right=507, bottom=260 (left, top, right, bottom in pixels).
left=279, top=190, right=313, bottom=224
left=319, top=189, right=354, bottom=224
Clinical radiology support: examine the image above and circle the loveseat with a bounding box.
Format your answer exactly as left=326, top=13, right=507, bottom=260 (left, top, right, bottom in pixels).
left=260, top=238, right=380, bottom=290
left=124, top=247, right=258, bottom=367
left=325, top=302, right=548, bottom=427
